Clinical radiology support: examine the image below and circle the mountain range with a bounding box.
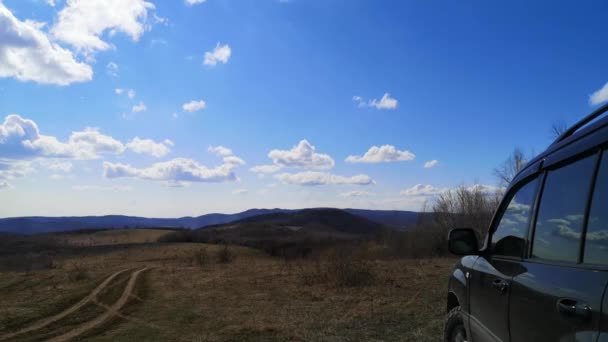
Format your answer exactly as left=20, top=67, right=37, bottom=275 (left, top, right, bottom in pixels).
left=0, top=208, right=421, bottom=235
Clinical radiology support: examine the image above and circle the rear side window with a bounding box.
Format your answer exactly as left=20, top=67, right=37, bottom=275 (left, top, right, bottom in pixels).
left=491, top=177, right=539, bottom=258
left=584, top=152, right=608, bottom=265
left=531, top=156, right=596, bottom=263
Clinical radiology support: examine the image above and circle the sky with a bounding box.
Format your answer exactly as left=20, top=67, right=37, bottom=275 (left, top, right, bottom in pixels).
left=1, top=0, right=608, bottom=217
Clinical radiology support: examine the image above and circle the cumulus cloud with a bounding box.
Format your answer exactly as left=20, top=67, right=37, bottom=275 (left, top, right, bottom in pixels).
left=340, top=190, right=372, bottom=197
left=346, top=145, right=415, bottom=163
left=0, top=2, right=92, bottom=85
left=424, top=160, right=438, bottom=168
left=0, top=115, right=125, bottom=160
left=132, top=101, right=147, bottom=113
left=370, top=93, right=398, bottom=110
left=353, top=93, right=398, bottom=110
left=204, top=43, right=231, bottom=66
left=106, top=61, right=119, bottom=77
left=208, top=145, right=233, bottom=157
left=185, top=0, right=207, bottom=5
left=72, top=185, right=133, bottom=191
left=232, top=188, right=248, bottom=195
left=206, top=145, right=244, bottom=166
left=222, top=155, right=245, bottom=166
left=250, top=164, right=282, bottom=174
left=467, top=184, right=504, bottom=195
left=126, top=137, right=173, bottom=157
left=400, top=184, right=447, bottom=197
left=182, top=100, right=206, bottom=112
left=590, top=82, right=608, bottom=106
left=115, top=88, right=136, bottom=99
left=268, top=140, right=335, bottom=170
left=103, top=157, right=242, bottom=185
left=51, top=0, right=156, bottom=54
left=45, top=161, right=73, bottom=172
left=275, top=171, right=373, bottom=186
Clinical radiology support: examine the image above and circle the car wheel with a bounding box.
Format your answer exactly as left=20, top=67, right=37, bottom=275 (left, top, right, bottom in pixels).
left=444, top=306, right=467, bottom=342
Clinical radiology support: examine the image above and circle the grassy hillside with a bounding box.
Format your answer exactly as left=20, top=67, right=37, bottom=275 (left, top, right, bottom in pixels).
left=161, top=209, right=390, bottom=257
left=0, top=233, right=454, bottom=341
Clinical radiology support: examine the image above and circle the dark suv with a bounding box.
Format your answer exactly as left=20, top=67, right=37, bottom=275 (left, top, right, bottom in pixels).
left=444, top=104, right=608, bottom=342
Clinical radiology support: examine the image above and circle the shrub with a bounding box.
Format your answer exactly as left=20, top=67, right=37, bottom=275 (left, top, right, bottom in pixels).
left=325, top=246, right=374, bottom=287
left=67, top=262, right=90, bottom=282
left=193, top=247, right=209, bottom=267
left=297, top=245, right=375, bottom=288
left=216, top=244, right=234, bottom=264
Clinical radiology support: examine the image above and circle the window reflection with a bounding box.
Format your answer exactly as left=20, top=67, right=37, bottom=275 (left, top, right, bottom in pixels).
left=532, top=156, right=595, bottom=262
left=492, top=178, right=538, bottom=257
left=584, top=152, right=608, bottom=265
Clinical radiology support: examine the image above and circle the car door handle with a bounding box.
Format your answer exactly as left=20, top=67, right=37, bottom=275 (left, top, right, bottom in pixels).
left=557, top=298, right=591, bottom=320
left=491, top=279, right=509, bottom=293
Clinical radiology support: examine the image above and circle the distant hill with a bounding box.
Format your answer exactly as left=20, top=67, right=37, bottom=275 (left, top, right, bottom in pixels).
left=208, top=208, right=387, bottom=236
left=0, top=208, right=420, bottom=235
left=162, top=208, right=389, bottom=257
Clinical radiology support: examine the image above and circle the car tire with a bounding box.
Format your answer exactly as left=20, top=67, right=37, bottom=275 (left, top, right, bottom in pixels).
left=443, top=306, right=467, bottom=342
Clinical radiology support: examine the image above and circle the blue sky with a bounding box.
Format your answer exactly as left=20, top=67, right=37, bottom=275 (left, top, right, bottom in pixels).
left=1, top=0, right=608, bottom=217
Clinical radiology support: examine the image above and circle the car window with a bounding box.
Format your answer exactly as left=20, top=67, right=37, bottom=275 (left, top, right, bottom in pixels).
left=531, top=155, right=596, bottom=262
left=584, top=152, right=608, bottom=265
left=491, top=177, right=539, bottom=257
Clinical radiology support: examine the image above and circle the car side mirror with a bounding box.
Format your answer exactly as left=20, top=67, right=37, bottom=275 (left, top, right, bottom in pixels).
left=448, top=228, right=479, bottom=256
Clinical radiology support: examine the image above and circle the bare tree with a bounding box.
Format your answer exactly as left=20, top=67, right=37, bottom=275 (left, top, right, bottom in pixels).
left=550, top=120, right=568, bottom=140
left=493, top=148, right=527, bottom=187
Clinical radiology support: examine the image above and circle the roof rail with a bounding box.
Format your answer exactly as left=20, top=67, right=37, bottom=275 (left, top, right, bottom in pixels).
left=552, top=102, right=608, bottom=145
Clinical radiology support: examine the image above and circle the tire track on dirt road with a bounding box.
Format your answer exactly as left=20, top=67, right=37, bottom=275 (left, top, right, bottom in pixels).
left=49, top=267, right=149, bottom=342
left=0, top=269, right=129, bottom=342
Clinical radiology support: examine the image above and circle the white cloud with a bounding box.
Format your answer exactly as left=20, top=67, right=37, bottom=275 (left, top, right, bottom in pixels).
left=346, top=145, right=415, bottom=163
left=424, top=160, right=438, bottom=168
left=45, top=161, right=73, bottom=172
left=132, top=101, right=147, bottom=113
left=590, top=82, right=608, bottom=106
left=370, top=93, right=398, bottom=110
left=51, top=0, right=155, bottom=54
left=72, top=185, right=133, bottom=192
left=232, top=188, right=248, bottom=195
left=400, top=184, right=447, bottom=197
left=467, top=184, right=504, bottom=195
left=208, top=145, right=233, bottom=157
left=106, top=62, right=119, bottom=77
left=275, top=171, right=374, bottom=186
left=268, top=140, right=335, bottom=170
left=352, top=96, right=365, bottom=107
left=115, top=88, right=136, bottom=99
left=0, top=115, right=125, bottom=160
left=0, top=3, right=92, bottom=85
left=250, top=164, right=282, bottom=174
left=185, top=0, right=207, bottom=5
left=103, top=157, right=242, bottom=185
left=0, top=180, right=11, bottom=189
left=182, top=100, right=206, bottom=112
left=222, top=155, right=246, bottom=166
left=340, top=190, right=372, bottom=198
left=0, top=160, right=33, bottom=183
left=204, top=43, right=231, bottom=66
left=126, top=137, right=172, bottom=157
left=353, top=93, right=398, bottom=110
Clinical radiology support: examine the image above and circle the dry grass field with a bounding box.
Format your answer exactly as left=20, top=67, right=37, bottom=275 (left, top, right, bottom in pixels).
left=0, top=230, right=454, bottom=342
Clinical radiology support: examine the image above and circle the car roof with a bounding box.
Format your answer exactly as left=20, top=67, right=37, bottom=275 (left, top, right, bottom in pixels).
left=511, top=103, right=608, bottom=187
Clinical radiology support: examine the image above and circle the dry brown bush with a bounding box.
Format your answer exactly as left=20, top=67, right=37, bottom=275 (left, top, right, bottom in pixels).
left=192, top=247, right=209, bottom=267
left=296, top=244, right=375, bottom=287
left=216, top=244, right=235, bottom=264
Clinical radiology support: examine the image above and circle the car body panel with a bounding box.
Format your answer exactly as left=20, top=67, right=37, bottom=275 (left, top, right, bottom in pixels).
left=509, top=261, right=608, bottom=342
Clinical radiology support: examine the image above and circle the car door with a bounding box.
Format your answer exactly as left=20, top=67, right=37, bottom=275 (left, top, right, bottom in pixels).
left=469, top=176, right=540, bottom=342
left=509, top=152, right=608, bottom=342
